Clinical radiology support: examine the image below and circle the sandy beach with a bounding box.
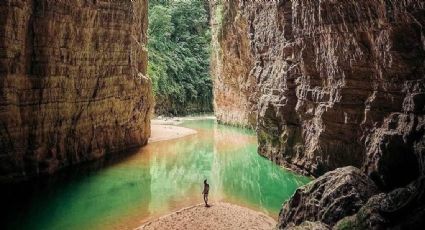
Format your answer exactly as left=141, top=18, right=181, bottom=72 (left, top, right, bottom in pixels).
left=149, top=122, right=198, bottom=143
left=149, top=116, right=217, bottom=143
left=146, top=118, right=277, bottom=230
left=137, top=202, right=277, bottom=230
left=151, top=116, right=216, bottom=125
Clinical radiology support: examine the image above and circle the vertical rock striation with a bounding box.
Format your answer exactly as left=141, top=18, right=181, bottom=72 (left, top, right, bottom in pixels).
left=210, top=0, right=257, bottom=127
left=212, top=0, right=424, bottom=179
left=212, top=0, right=424, bottom=228
left=0, top=0, right=152, bottom=181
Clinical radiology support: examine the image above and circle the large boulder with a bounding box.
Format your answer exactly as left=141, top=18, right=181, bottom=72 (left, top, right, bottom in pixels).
left=277, top=167, right=378, bottom=229
left=335, top=177, right=425, bottom=230
left=364, top=111, right=425, bottom=191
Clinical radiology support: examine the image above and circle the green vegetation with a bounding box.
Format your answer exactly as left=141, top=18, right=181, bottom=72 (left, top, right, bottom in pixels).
left=148, top=0, right=213, bottom=115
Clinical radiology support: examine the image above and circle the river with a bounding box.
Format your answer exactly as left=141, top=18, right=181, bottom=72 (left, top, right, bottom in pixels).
left=1, top=118, right=310, bottom=230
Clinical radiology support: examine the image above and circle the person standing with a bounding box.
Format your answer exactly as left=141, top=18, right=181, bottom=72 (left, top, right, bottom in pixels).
left=202, top=179, right=210, bottom=207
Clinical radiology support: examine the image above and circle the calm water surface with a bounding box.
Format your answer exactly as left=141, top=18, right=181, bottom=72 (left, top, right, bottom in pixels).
left=1, top=119, right=310, bottom=230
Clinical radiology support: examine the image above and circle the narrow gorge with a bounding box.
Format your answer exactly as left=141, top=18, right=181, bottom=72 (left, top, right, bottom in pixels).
left=0, top=0, right=424, bottom=229
left=211, top=0, right=424, bottom=229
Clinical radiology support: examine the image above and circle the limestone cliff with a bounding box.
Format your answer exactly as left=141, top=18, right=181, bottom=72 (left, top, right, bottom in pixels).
left=212, top=0, right=424, bottom=180
left=0, top=0, right=152, bottom=181
left=210, top=0, right=257, bottom=127
left=212, top=0, right=424, bottom=228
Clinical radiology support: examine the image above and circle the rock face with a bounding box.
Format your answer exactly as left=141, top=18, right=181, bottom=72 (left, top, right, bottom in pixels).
left=210, top=0, right=257, bottom=127
left=285, top=221, right=329, bottom=230
left=212, top=1, right=425, bottom=229
left=335, top=177, right=425, bottom=230
left=277, top=167, right=378, bottom=228
left=363, top=108, right=425, bottom=191
left=0, top=0, right=152, bottom=181
left=279, top=167, right=425, bottom=229
left=212, top=1, right=425, bottom=178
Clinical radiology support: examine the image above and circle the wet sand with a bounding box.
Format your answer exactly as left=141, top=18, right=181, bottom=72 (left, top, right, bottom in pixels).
left=137, top=202, right=276, bottom=230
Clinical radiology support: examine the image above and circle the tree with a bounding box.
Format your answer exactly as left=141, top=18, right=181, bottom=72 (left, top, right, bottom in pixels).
left=148, top=0, right=212, bottom=115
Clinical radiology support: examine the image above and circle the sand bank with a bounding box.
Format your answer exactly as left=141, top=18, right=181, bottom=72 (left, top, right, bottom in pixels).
left=149, top=124, right=197, bottom=143
left=149, top=116, right=216, bottom=143
left=152, top=116, right=216, bottom=125
left=137, top=202, right=276, bottom=230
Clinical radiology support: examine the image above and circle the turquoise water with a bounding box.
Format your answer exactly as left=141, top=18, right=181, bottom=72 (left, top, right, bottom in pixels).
left=1, top=119, right=310, bottom=230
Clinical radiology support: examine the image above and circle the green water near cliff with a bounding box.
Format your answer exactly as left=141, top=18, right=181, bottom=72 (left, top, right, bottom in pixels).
left=1, top=119, right=310, bottom=230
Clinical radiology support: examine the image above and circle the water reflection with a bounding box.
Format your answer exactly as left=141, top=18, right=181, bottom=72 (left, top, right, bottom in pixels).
left=1, top=149, right=153, bottom=230
left=145, top=120, right=310, bottom=215
left=0, top=119, right=310, bottom=230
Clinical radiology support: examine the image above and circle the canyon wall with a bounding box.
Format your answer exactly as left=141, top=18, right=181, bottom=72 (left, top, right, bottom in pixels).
left=210, top=1, right=257, bottom=127
left=212, top=0, right=424, bottom=179
left=212, top=0, right=424, bottom=228
left=0, top=0, right=152, bottom=181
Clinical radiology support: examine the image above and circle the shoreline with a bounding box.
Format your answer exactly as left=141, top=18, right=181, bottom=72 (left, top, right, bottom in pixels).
left=149, top=124, right=198, bottom=143
left=137, top=202, right=276, bottom=230
left=145, top=118, right=279, bottom=230
left=151, top=115, right=216, bottom=125
left=149, top=116, right=216, bottom=143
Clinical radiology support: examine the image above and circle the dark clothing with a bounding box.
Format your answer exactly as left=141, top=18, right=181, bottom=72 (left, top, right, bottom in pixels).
left=203, top=184, right=209, bottom=194
left=203, top=183, right=209, bottom=206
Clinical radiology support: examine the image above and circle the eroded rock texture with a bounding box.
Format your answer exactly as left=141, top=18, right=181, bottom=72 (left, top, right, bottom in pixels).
left=0, top=0, right=152, bottom=181
left=279, top=167, right=425, bottom=229
left=212, top=1, right=425, bottom=228
left=335, top=177, right=425, bottom=230
left=212, top=0, right=425, bottom=179
left=277, top=167, right=378, bottom=228
left=210, top=0, right=257, bottom=127
left=285, top=221, right=329, bottom=230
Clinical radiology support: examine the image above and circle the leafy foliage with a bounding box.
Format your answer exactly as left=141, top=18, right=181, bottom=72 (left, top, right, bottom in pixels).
left=148, top=0, right=213, bottom=115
